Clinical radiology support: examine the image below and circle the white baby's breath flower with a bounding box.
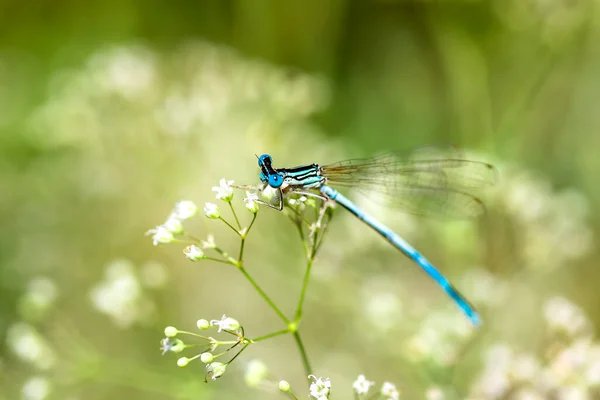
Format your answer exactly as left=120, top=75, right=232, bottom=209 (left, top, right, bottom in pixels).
left=425, top=387, right=444, bottom=400
left=139, top=262, right=169, bottom=288
left=210, top=314, right=240, bottom=332
left=160, top=337, right=184, bottom=354
left=204, top=203, right=220, bottom=219
left=177, top=356, right=190, bottom=367
left=381, top=382, right=400, bottom=400
left=173, top=200, right=198, bottom=220
left=212, top=179, right=234, bottom=202
left=353, top=374, right=375, bottom=395
left=308, top=375, right=331, bottom=399
left=544, top=296, right=589, bottom=336
left=288, top=195, right=308, bottom=206
left=244, top=359, right=269, bottom=388
left=511, top=354, right=540, bottom=383
left=183, top=245, right=204, bottom=261
left=146, top=225, right=175, bottom=245
left=202, top=234, right=216, bottom=249
left=206, top=362, right=227, bottom=381
left=200, top=352, right=214, bottom=364
left=243, top=191, right=260, bottom=213
left=22, top=376, right=51, bottom=400
left=7, top=323, right=56, bottom=370
left=163, top=214, right=183, bottom=234
left=164, top=326, right=178, bottom=337
left=279, top=380, right=291, bottom=392
left=196, top=319, right=210, bottom=330
left=19, top=277, right=59, bottom=319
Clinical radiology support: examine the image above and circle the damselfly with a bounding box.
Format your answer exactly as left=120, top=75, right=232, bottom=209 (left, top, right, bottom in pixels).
left=255, top=149, right=496, bottom=325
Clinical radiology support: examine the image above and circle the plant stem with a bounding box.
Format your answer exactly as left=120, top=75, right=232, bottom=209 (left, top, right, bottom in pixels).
left=174, top=330, right=211, bottom=340
left=295, top=222, right=309, bottom=258
left=294, top=258, right=313, bottom=322
left=292, top=331, right=312, bottom=377
left=238, top=266, right=290, bottom=324
left=238, top=213, right=257, bottom=261
left=219, top=216, right=241, bottom=236
left=251, top=329, right=291, bottom=342
left=228, top=202, right=241, bottom=229
left=227, top=342, right=250, bottom=364
left=204, top=257, right=234, bottom=265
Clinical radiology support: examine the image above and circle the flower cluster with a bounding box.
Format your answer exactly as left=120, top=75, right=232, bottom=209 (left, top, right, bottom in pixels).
left=147, top=179, right=261, bottom=266
left=276, top=374, right=401, bottom=400
left=276, top=375, right=333, bottom=400
left=89, top=259, right=166, bottom=328
left=404, top=310, right=476, bottom=366
left=352, top=375, right=400, bottom=400
left=148, top=176, right=340, bottom=397
left=160, top=314, right=245, bottom=382
left=495, top=166, right=593, bottom=272
left=470, top=296, right=599, bottom=398
left=146, top=200, right=199, bottom=246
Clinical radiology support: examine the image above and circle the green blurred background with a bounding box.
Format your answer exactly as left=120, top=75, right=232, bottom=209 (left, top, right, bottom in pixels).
left=1, top=0, right=600, bottom=399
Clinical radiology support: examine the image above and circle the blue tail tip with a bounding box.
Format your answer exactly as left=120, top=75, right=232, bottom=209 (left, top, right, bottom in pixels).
left=469, top=311, right=482, bottom=327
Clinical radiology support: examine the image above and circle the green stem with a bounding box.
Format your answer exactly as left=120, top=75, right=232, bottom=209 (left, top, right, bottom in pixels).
left=287, top=390, right=300, bottom=400
left=227, top=342, right=249, bottom=364
left=204, top=257, right=234, bottom=265
left=238, top=213, right=257, bottom=261
left=219, top=216, right=241, bottom=236
left=294, top=257, right=313, bottom=322
left=246, top=212, right=257, bottom=233
left=228, top=202, right=241, bottom=230
left=292, top=331, right=312, bottom=377
left=251, top=329, right=291, bottom=342
left=175, top=330, right=211, bottom=340
left=177, top=236, right=202, bottom=244
left=238, top=267, right=290, bottom=324
left=295, top=222, right=309, bottom=258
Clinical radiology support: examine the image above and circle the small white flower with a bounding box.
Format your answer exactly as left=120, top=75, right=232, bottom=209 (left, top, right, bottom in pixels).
left=210, top=314, right=240, bottom=332
left=204, top=203, right=221, bottom=219
left=164, top=326, right=178, bottom=337
left=197, top=319, right=210, bottom=330
left=160, top=337, right=183, bottom=354
left=243, top=191, right=260, bottom=213
left=145, top=225, right=174, bottom=245
left=200, top=352, right=214, bottom=364
left=279, top=380, right=291, bottom=392
left=163, top=214, right=184, bottom=234
left=183, top=245, right=204, bottom=261
left=245, top=359, right=269, bottom=388
left=174, top=200, right=198, bottom=220
left=308, top=375, right=331, bottom=399
left=425, top=387, right=444, bottom=400
left=381, top=382, right=400, bottom=400
left=22, top=376, right=51, bottom=400
left=212, top=179, right=235, bottom=202
left=206, top=362, right=227, bottom=381
left=139, top=262, right=169, bottom=288
left=288, top=196, right=307, bottom=206
left=202, top=234, right=216, bottom=249
left=177, top=357, right=190, bottom=367
left=353, top=374, right=375, bottom=395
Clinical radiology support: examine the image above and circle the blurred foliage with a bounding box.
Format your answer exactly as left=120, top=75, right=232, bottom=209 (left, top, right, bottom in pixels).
left=1, top=0, right=600, bottom=399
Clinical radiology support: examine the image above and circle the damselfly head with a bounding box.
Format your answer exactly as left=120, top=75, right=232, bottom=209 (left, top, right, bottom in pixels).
left=258, top=154, right=272, bottom=168
left=257, top=154, right=283, bottom=188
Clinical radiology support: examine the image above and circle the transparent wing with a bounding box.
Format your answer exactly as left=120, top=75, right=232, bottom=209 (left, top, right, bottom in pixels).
left=321, top=148, right=497, bottom=219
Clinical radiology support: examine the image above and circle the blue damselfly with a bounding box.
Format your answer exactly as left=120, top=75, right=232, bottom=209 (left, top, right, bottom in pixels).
left=255, top=149, right=496, bottom=325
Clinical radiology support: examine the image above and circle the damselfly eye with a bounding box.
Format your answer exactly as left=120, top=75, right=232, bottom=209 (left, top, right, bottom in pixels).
left=268, top=174, right=283, bottom=188
left=258, top=154, right=272, bottom=167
